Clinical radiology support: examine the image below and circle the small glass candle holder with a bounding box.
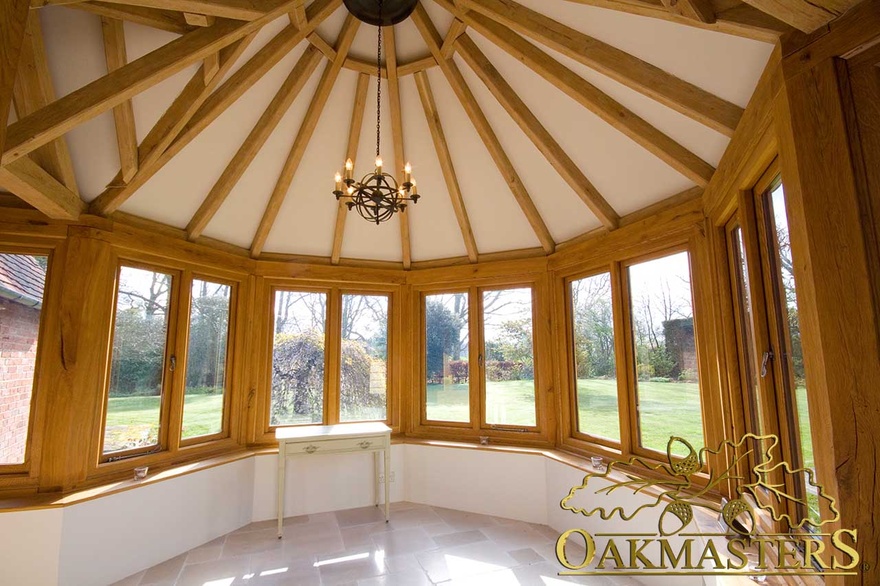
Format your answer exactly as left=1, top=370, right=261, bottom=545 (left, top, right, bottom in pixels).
left=479, top=436, right=490, bottom=446
left=590, top=456, right=603, bottom=470
left=133, top=466, right=149, bottom=480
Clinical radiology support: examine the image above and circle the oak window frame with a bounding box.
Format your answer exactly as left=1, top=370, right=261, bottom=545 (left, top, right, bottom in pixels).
left=261, top=284, right=397, bottom=437
left=0, top=243, right=56, bottom=483
left=414, top=280, right=549, bottom=445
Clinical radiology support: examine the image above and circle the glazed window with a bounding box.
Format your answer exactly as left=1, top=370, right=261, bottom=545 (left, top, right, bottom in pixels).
left=482, top=288, right=536, bottom=428
left=339, top=294, right=389, bottom=422
left=181, top=279, right=232, bottom=440
left=570, top=271, right=619, bottom=442
left=270, top=290, right=328, bottom=426
left=0, top=252, right=49, bottom=466
left=103, top=265, right=174, bottom=455
left=424, top=292, right=469, bottom=423
left=626, top=251, right=704, bottom=453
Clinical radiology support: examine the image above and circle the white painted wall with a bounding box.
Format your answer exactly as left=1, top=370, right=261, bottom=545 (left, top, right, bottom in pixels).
left=405, top=444, right=548, bottom=524
left=0, top=445, right=731, bottom=585
left=0, top=507, right=63, bottom=585
left=57, top=457, right=255, bottom=586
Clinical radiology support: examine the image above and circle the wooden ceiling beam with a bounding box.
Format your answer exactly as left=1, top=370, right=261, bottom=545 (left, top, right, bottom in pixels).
left=186, top=46, right=323, bottom=241
left=440, top=19, right=467, bottom=59
left=203, top=51, right=219, bottom=83
left=397, top=55, right=436, bottom=77
left=455, top=34, right=621, bottom=230
left=0, top=157, right=85, bottom=220
left=558, top=0, right=789, bottom=42
left=89, top=0, right=341, bottom=215
left=737, top=0, right=839, bottom=32
left=183, top=12, right=215, bottom=26
left=250, top=15, right=360, bottom=258
left=100, top=17, right=139, bottom=183
left=1, top=0, right=30, bottom=159
left=660, top=0, right=716, bottom=23
left=290, top=0, right=307, bottom=26
left=437, top=3, right=713, bottom=186
left=2, top=0, right=304, bottom=167
left=457, top=0, right=741, bottom=135
left=330, top=73, right=370, bottom=265
left=90, top=33, right=257, bottom=214
left=12, top=12, right=79, bottom=196
left=412, top=4, right=556, bottom=252
left=384, top=25, right=412, bottom=270
left=307, top=32, right=337, bottom=60
left=68, top=2, right=195, bottom=35
left=46, top=0, right=277, bottom=21
left=413, top=70, right=479, bottom=263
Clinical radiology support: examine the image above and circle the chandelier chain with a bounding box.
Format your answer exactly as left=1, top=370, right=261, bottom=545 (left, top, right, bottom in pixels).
left=376, top=0, right=382, bottom=160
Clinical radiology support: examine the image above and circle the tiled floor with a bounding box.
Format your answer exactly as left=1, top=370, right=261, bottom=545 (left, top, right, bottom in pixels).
left=111, top=502, right=639, bottom=586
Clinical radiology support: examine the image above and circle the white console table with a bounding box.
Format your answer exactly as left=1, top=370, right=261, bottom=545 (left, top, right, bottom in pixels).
left=275, top=422, right=391, bottom=538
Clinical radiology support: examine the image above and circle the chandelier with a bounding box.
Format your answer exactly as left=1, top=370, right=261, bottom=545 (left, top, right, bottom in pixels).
left=333, top=0, right=420, bottom=224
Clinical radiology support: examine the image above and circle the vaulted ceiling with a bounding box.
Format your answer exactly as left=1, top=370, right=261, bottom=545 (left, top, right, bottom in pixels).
left=2, top=0, right=805, bottom=266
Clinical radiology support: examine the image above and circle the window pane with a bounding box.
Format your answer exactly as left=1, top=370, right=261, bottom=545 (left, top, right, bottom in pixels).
left=104, top=266, right=172, bottom=454
left=730, top=227, right=763, bottom=437
left=571, top=273, right=619, bottom=441
left=0, top=253, right=48, bottom=465
left=628, top=252, right=704, bottom=452
left=769, top=183, right=817, bottom=522
left=340, top=294, right=388, bottom=422
left=182, top=280, right=231, bottom=439
left=271, top=291, right=326, bottom=425
left=484, top=288, right=536, bottom=427
left=425, top=293, right=469, bottom=422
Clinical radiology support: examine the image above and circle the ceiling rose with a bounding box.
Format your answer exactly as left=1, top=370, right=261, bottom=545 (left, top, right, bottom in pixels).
left=342, top=0, right=419, bottom=26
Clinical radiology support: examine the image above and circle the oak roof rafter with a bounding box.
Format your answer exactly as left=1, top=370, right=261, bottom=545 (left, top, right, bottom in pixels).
left=384, top=25, right=412, bottom=270
left=249, top=13, right=360, bottom=258
left=411, top=3, right=557, bottom=252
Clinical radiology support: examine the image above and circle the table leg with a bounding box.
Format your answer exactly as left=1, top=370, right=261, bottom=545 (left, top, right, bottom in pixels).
left=277, top=442, right=285, bottom=538
left=384, top=444, right=390, bottom=522
left=374, top=451, right=380, bottom=507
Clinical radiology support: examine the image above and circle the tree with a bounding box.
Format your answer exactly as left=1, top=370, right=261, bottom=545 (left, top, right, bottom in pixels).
left=425, top=300, right=465, bottom=384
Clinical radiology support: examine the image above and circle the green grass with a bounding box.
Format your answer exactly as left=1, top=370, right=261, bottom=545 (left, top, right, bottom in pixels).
left=426, top=380, right=537, bottom=426
left=104, top=394, right=223, bottom=451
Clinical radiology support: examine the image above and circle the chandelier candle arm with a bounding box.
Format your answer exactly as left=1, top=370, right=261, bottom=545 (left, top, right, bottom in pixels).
left=331, top=0, right=421, bottom=225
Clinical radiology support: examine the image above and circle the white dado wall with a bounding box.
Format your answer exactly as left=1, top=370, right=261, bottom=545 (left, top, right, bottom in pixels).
left=0, top=445, right=718, bottom=585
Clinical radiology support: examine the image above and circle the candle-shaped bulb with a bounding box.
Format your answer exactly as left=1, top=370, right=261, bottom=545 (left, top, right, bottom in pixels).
left=347, top=185, right=355, bottom=195
left=411, top=181, right=418, bottom=195
left=344, top=158, right=353, bottom=180
left=334, top=172, right=342, bottom=192
left=404, top=162, right=412, bottom=184
left=375, top=156, right=383, bottom=171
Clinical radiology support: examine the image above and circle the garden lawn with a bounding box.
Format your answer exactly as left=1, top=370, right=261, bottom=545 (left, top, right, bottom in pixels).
left=105, top=394, right=223, bottom=450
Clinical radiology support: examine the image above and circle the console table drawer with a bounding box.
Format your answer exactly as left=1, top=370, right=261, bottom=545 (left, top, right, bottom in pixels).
left=287, top=436, right=386, bottom=455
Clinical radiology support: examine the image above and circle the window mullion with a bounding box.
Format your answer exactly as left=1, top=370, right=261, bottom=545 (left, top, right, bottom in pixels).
left=325, top=288, right=342, bottom=425
left=165, top=270, right=190, bottom=453
left=470, top=286, right=482, bottom=431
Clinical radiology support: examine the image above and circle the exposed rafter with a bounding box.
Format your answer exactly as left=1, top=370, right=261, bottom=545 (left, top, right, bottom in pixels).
left=440, top=19, right=467, bottom=59
left=90, top=0, right=341, bottom=216
left=186, top=46, right=323, bottom=241
left=331, top=73, right=370, bottom=265
left=437, top=0, right=715, bottom=186
left=2, top=0, right=305, bottom=167
left=1, top=0, right=30, bottom=159
left=0, top=157, right=85, bottom=220
left=37, top=0, right=276, bottom=20
left=69, top=2, right=195, bottom=35
left=737, top=0, right=839, bottom=32
left=90, top=34, right=258, bottom=215
left=456, top=0, right=742, bottom=137
left=413, top=71, right=479, bottom=263
left=250, top=14, right=360, bottom=258
left=203, top=51, right=219, bottom=83
left=384, top=25, right=412, bottom=270
left=558, top=0, right=789, bottom=42
left=659, top=0, right=715, bottom=23
left=100, top=17, right=139, bottom=183
left=12, top=12, right=79, bottom=196
left=411, top=4, right=556, bottom=253
left=455, top=34, right=621, bottom=231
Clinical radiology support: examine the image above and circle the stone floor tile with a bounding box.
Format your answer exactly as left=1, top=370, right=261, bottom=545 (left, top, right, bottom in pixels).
left=433, top=529, right=488, bottom=548
left=508, top=546, right=545, bottom=565
left=222, top=528, right=284, bottom=558
left=175, top=556, right=251, bottom=586
left=335, top=505, right=389, bottom=528
left=139, top=553, right=187, bottom=585
left=369, top=526, right=438, bottom=557
left=415, top=540, right=517, bottom=583
left=108, top=570, right=144, bottom=586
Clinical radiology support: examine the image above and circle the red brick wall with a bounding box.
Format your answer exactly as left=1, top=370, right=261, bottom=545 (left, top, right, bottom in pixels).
left=0, top=297, right=41, bottom=464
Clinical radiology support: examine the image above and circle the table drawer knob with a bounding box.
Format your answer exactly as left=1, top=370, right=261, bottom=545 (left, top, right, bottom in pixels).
left=358, top=441, right=372, bottom=449
left=303, top=445, right=318, bottom=454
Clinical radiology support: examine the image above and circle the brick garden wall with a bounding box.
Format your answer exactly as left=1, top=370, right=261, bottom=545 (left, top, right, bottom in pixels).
left=0, top=297, right=40, bottom=464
